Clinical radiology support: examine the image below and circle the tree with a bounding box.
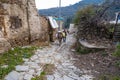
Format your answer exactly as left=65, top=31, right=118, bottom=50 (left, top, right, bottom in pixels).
left=74, top=4, right=111, bottom=40
left=73, top=5, right=96, bottom=25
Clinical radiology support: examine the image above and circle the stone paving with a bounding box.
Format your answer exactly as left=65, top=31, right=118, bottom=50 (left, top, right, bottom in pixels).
left=5, top=30, right=93, bottom=80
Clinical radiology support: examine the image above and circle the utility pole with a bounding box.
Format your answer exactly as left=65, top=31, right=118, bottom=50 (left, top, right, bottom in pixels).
left=58, top=0, right=61, bottom=31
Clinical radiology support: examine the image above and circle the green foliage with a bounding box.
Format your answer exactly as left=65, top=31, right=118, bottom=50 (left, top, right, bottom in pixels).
left=76, top=46, right=93, bottom=54
left=41, top=71, right=46, bottom=75
left=108, top=24, right=115, bottom=33
left=98, top=75, right=120, bottom=80
left=0, top=46, right=38, bottom=79
left=76, top=45, right=102, bottom=54
left=115, top=61, right=120, bottom=68
left=31, top=71, right=46, bottom=80
left=0, top=0, right=8, bottom=3
left=32, top=64, right=55, bottom=80
left=112, top=76, right=120, bottom=80
left=31, top=65, right=47, bottom=80
left=101, top=51, right=108, bottom=56
left=113, top=44, right=120, bottom=57
left=73, top=5, right=96, bottom=25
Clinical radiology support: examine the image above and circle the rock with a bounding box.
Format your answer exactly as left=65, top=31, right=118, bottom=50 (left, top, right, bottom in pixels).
left=18, top=72, right=25, bottom=80
left=5, top=71, right=20, bottom=80
left=1, top=65, right=8, bottom=68
left=23, top=58, right=29, bottom=62
left=71, top=49, right=76, bottom=52
left=18, top=76, right=24, bottom=80
left=62, top=62, right=73, bottom=67
left=80, top=75, right=93, bottom=80
left=22, top=46, right=31, bottom=48
left=38, top=54, right=43, bottom=57
left=16, top=65, right=29, bottom=72
left=54, top=55, right=62, bottom=61
left=0, top=31, right=4, bottom=38
left=35, top=60, right=40, bottom=64
left=24, top=61, right=36, bottom=66
left=25, top=62, right=40, bottom=69
left=30, top=64, right=40, bottom=69
left=19, top=72, right=26, bottom=76
left=67, top=65, right=77, bottom=70
left=63, top=75, right=74, bottom=80
left=91, top=63, right=94, bottom=67
left=30, top=55, right=38, bottom=61
left=53, top=73, right=63, bottom=80
left=28, top=69, right=35, bottom=75
left=35, top=67, right=43, bottom=73
left=47, top=75, right=54, bottom=80
left=35, top=71, right=42, bottom=76
left=68, top=72, right=80, bottom=80
left=24, top=74, right=33, bottom=80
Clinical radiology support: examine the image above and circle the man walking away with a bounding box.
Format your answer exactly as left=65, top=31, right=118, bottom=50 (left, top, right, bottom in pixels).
left=62, top=29, right=67, bottom=42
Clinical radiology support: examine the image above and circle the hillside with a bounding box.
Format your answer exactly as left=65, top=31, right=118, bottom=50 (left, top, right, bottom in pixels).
left=39, top=0, right=105, bottom=18
left=102, top=0, right=120, bottom=20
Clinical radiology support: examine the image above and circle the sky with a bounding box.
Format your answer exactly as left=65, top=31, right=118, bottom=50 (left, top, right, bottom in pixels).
left=35, top=0, right=81, bottom=9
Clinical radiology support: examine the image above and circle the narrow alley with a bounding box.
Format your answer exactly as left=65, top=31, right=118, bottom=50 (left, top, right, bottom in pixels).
left=5, top=26, right=93, bottom=80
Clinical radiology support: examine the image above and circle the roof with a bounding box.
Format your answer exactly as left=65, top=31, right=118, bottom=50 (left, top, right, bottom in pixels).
left=48, top=16, right=59, bottom=29
left=53, top=17, right=64, bottom=21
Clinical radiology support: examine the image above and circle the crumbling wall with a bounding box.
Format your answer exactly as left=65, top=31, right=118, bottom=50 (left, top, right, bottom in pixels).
left=1, top=0, right=30, bottom=47
left=40, top=16, right=49, bottom=42
left=39, top=16, right=58, bottom=43
left=0, top=0, right=42, bottom=53
left=27, top=0, right=41, bottom=41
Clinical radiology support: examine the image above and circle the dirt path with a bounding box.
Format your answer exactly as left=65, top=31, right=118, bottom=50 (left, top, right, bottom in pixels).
left=5, top=26, right=93, bottom=80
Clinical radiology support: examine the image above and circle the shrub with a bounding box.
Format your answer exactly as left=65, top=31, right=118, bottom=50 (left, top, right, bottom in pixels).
left=98, top=75, right=120, bottom=80
left=76, top=46, right=93, bottom=54
left=113, top=44, right=120, bottom=57
left=115, top=61, right=120, bottom=68
left=73, top=5, right=96, bottom=25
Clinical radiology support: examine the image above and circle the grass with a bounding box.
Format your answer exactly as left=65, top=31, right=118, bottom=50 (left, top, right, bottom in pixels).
left=76, top=45, right=101, bottom=54
left=0, top=46, right=38, bottom=79
left=112, top=44, right=120, bottom=68
left=31, top=71, right=46, bottom=80
left=113, top=44, right=120, bottom=57
left=115, top=61, right=120, bottom=68
left=32, top=64, right=55, bottom=80
left=98, top=75, right=120, bottom=80
left=76, top=46, right=92, bottom=54
left=0, top=0, right=8, bottom=3
left=101, top=51, right=108, bottom=57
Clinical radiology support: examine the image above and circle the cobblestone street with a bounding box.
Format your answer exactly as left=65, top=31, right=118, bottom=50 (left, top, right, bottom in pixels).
left=5, top=26, right=93, bottom=80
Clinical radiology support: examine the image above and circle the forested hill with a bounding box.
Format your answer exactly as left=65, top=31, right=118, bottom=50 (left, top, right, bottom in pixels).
left=102, top=0, right=120, bottom=20
left=39, top=0, right=105, bottom=18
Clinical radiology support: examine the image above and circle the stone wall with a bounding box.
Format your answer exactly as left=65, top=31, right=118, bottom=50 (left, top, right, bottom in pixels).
left=27, top=0, right=41, bottom=41
left=39, top=16, right=58, bottom=43
left=39, top=16, right=49, bottom=42
left=0, top=0, right=42, bottom=53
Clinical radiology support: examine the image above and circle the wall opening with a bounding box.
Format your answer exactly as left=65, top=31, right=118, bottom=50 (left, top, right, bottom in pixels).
left=10, top=16, right=22, bottom=29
